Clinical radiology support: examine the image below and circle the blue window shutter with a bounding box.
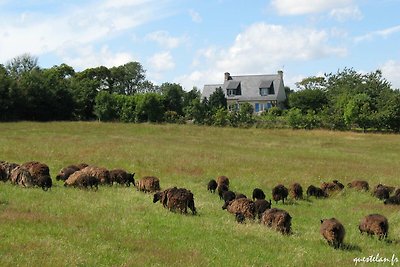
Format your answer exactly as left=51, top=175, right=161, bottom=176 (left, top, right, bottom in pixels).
left=255, top=103, right=260, bottom=112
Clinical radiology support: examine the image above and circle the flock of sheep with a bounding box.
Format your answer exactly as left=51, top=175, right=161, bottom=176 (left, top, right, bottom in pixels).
left=1, top=159, right=399, bottom=249
left=207, top=175, right=399, bottom=249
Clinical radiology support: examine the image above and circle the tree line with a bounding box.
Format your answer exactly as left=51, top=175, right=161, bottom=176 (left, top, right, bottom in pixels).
left=1, top=54, right=400, bottom=132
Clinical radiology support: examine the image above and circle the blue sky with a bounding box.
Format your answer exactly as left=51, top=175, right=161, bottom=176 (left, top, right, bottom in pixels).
left=1, top=0, right=400, bottom=90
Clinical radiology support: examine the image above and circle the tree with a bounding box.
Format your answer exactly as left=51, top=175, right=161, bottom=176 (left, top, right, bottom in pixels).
left=110, top=62, right=146, bottom=94
left=343, top=93, right=374, bottom=131
left=208, top=87, right=227, bottom=111
left=135, top=93, right=164, bottom=122
left=289, top=88, right=328, bottom=113
left=161, top=83, right=184, bottom=115
left=94, top=91, right=117, bottom=121
left=0, top=64, right=13, bottom=120
left=6, top=53, right=39, bottom=79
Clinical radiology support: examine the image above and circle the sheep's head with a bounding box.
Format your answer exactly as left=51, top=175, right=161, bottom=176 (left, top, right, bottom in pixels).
left=153, top=192, right=162, bottom=203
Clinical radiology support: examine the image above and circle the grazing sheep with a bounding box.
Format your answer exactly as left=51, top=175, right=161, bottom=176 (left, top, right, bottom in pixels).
left=347, top=180, right=369, bottom=191
left=254, top=199, right=272, bottom=220
left=289, top=183, right=303, bottom=200
left=307, top=185, right=327, bottom=198
left=223, top=198, right=256, bottom=220
left=153, top=187, right=176, bottom=207
left=21, top=161, right=52, bottom=190
left=333, top=180, right=344, bottom=189
left=137, top=176, right=160, bottom=193
left=320, top=218, right=345, bottom=249
left=207, top=179, right=218, bottom=193
left=81, top=166, right=110, bottom=185
left=252, top=188, right=266, bottom=200
left=222, top=190, right=236, bottom=203
left=261, top=208, right=292, bottom=235
left=373, top=186, right=390, bottom=200
left=56, top=165, right=80, bottom=181
left=64, top=171, right=98, bottom=190
left=321, top=181, right=343, bottom=195
left=217, top=184, right=229, bottom=200
left=10, top=166, right=34, bottom=188
left=235, top=193, right=247, bottom=199
left=35, top=175, right=52, bottom=191
left=272, top=184, right=288, bottom=204
left=359, top=214, right=388, bottom=239
left=235, top=212, right=245, bottom=223
left=216, top=175, right=229, bottom=187
left=0, top=161, right=19, bottom=182
left=109, top=169, right=135, bottom=187
left=383, top=195, right=400, bottom=205
left=166, top=187, right=196, bottom=215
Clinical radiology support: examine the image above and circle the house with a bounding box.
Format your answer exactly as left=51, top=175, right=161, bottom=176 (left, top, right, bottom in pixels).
left=202, top=71, right=287, bottom=113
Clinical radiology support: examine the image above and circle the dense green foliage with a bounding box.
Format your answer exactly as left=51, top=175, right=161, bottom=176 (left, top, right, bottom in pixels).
left=1, top=54, right=400, bottom=132
left=0, top=122, right=399, bottom=267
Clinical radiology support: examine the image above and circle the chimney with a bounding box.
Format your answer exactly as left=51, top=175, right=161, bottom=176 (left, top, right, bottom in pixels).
left=277, top=70, right=283, bottom=79
left=224, top=72, right=232, bottom=81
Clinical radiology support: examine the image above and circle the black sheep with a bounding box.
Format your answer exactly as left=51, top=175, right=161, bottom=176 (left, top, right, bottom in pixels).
left=207, top=179, right=218, bottom=193
left=373, top=186, right=390, bottom=200
left=252, top=188, right=266, bottom=200
left=254, top=199, right=272, bottom=220
left=307, top=185, right=327, bottom=198
left=384, top=195, right=400, bottom=205
left=272, top=184, right=288, bottom=204
left=217, top=184, right=229, bottom=200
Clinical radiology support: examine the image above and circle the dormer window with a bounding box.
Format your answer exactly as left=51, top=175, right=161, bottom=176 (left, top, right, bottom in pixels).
left=259, top=80, right=274, bottom=95
left=226, top=81, right=241, bottom=96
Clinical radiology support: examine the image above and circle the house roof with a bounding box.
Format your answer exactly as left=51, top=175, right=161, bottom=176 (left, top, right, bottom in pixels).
left=202, top=73, right=284, bottom=101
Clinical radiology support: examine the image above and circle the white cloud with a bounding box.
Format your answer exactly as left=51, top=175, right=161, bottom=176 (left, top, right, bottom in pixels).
left=145, top=31, right=187, bottom=49
left=60, top=45, right=135, bottom=70
left=176, top=23, right=346, bottom=90
left=355, top=25, right=400, bottom=43
left=271, top=0, right=354, bottom=15
left=381, top=60, right=400, bottom=89
left=189, top=9, right=202, bottom=23
left=147, top=51, right=175, bottom=72
left=330, top=6, right=363, bottom=22
left=0, top=0, right=172, bottom=65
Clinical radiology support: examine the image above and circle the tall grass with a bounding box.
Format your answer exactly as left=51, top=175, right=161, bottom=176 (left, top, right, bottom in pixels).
left=0, top=122, right=399, bottom=266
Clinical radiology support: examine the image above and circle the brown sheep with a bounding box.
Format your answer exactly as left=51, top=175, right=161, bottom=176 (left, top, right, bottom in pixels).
left=64, top=171, right=98, bottom=190
left=10, top=166, right=34, bottom=188
left=137, top=176, right=160, bottom=193
left=56, top=165, right=80, bottom=181
left=254, top=199, right=272, bottom=220
left=81, top=166, right=111, bottom=185
left=109, top=169, right=135, bottom=187
left=223, top=198, right=256, bottom=220
left=0, top=161, right=19, bottom=182
left=153, top=187, right=176, bottom=207
left=272, top=184, right=288, bottom=204
left=347, top=180, right=369, bottom=191
left=216, top=175, right=229, bottom=187
left=166, top=187, right=196, bottom=215
left=321, top=181, right=343, bottom=195
left=21, top=161, right=52, bottom=190
left=359, top=214, right=388, bottom=239
left=320, top=218, right=345, bottom=249
left=289, top=183, right=303, bottom=200
left=261, top=208, right=292, bottom=235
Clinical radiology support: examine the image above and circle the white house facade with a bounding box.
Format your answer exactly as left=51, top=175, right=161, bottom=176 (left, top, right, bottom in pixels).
left=202, top=71, right=287, bottom=113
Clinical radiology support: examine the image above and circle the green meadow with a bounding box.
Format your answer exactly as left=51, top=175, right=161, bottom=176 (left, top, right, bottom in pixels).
left=0, top=122, right=399, bottom=267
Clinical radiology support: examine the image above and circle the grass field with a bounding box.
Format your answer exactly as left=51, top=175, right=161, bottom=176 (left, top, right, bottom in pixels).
left=0, top=122, right=399, bottom=267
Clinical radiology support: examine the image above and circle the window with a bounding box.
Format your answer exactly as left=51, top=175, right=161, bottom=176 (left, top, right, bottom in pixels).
left=255, top=103, right=260, bottom=112
left=259, top=88, right=268, bottom=96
